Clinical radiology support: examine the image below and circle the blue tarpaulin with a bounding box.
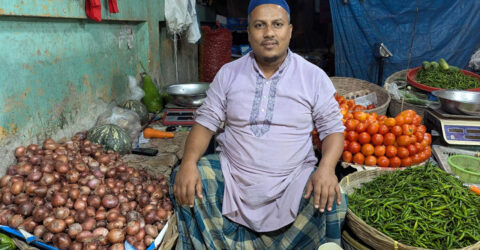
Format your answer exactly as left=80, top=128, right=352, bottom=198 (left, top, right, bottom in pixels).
left=329, top=0, right=480, bottom=85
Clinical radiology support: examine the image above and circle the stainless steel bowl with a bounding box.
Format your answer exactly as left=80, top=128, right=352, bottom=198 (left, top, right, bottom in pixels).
left=165, top=82, right=210, bottom=107
left=432, top=90, right=480, bottom=116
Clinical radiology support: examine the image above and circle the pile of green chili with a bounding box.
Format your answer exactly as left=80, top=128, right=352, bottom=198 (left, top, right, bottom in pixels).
left=416, top=68, right=480, bottom=89
left=349, top=163, right=480, bottom=249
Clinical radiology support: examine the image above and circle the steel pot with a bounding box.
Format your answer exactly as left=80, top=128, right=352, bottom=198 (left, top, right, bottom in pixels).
left=432, top=90, right=480, bottom=116
left=165, top=82, right=210, bottom=107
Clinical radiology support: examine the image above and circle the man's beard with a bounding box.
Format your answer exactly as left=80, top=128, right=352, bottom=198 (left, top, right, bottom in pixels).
left=262, top=55, right=281, bottom=63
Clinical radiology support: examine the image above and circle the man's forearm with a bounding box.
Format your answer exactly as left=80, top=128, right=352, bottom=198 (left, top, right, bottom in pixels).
left=318, top=132, right=344, bottom=169
left=181, top=123, right=216, bottom=165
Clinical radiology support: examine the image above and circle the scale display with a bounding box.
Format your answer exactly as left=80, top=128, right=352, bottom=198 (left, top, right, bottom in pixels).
left=424, top=108, right=480, bottom=146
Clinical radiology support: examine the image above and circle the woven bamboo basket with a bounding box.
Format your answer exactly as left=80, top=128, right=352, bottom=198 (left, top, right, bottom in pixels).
left=384, top=70, right=427, bottom=119
left=339, top=170, right=480, bottom=250
left=330, top=77, right=391, bottom=115
left=341, top=229, right=371, bottom=250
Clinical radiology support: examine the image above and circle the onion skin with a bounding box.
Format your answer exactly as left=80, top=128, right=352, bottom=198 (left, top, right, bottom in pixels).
left=102, top=195, right=119, bottom=209
left=109, top=243, right=125, bottom=250
left=53, top=233, right=71, bottom=250
left=11, top=181, right=25, bottom=195
left=107, top=228, right=125, bottom=244
left=81, top=217, right=96, bottom=231
left=126, top=221, right=140, bottom=235
left=47, top=219, right=66, bottom=233
left=34, top=225, right=47, bottom=238
left=71, top=242, right=83, bottom=250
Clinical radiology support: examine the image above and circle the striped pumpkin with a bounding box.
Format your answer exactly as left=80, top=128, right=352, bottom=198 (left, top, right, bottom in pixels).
left=119, top=100, right=149, bottom=125
left=87, top=124, right=132, bottom=155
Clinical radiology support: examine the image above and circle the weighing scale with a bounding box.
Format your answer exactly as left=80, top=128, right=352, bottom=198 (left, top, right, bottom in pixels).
left=161, top=105, right=197, bottom=126
left=424, top=107, right=480, bottom=146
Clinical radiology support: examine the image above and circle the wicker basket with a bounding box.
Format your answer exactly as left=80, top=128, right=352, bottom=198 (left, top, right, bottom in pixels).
left=330, top=77, right=391, bottom=115
left=384, top=70, right=427, bottom=119
left=339, top=170, right=480, bottom=250
left=341, top=229, right=371, bottom=250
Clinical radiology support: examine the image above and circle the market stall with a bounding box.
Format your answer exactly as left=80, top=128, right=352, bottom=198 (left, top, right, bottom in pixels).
left=2, top=0, right=480, bottom=249
left=336, top=58, right=480, bottom=249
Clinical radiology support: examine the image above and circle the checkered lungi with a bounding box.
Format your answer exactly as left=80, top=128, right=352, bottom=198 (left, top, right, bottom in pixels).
left=169, top=154, right=348, bottom=250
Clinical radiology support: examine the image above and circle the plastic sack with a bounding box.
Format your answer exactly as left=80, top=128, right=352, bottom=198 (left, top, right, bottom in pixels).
left=127, top=75, right=145, bottom=101
left=96, top=104, right=142, bottom=147
left=199, top=26, right=232, bottom=82
left=165, top=0, right=201, bottom=43
left=469, top=49, right=480, bottom=72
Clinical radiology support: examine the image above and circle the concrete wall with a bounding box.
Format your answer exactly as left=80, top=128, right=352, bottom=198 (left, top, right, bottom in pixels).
left=0, top=0, right=199, bottom=172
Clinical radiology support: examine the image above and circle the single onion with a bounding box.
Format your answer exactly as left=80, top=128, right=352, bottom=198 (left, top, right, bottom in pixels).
left=53, top=233, right=71, bottom=250
left=102, top=195, right=119, bottom=209
left=47, top=219, right=66, bottom=233
left=107, top=228, right=125, bottom=244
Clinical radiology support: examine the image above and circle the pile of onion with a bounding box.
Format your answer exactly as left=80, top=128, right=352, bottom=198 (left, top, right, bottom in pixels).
left=0, top=132, right=173, bottom=250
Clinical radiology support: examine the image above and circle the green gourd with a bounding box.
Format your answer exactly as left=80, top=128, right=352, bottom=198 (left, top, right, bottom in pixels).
left=0, top=233, right=16, bottom=250
left=140, top=62, right=163, bottom=113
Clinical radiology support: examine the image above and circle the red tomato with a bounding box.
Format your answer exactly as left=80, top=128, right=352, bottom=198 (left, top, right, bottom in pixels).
left=348, top=142, right=361, bottom=154
left=412, top=114, right=422, bottom=126
left=374, top=145, right=386, bottom=157
left=367, top=122, right=379, bottom=135
left=384, top=133, right=396, bottom=146
left=389, top=156, right=402, bottom=167
left=371, top=134, right=384, bottom=146
left=378, top=124, right=389, bottom=135
left=412, top=153, right=423, bottom=165
left=395, top=115, right=405, bottom=126
left=346, top=131, right=359, bottom=142
left=364, top=155, right=377, bottom=166
left=415, top=131, right=424, bottom=142
left=384, top=118, right=396, bottom=127
left=397, top=135, right=410, bottom=146
left=361, top=144, right=375, bottom=156
left=397, top=147, right=410, bottom=159
left=344, top=140, right=350, bottom=151
left=385, top=145, right=397, bottom=158
left=407, top=144, right=417, bottom=156
left=345, top=119, right=358, bottom=131
left=377, top=156, right=390, bottom=168
left=417, top=124, right=427, bottom=134
left=402, top=124, right=414, bottom=136
left=342, top=151, right=353, bottom=163
left=358, top=132, right=371, bottom=144
left=356, top=122, right=367, bottom=133
left=401, top=157, right=413, bottom=167
left=391, top=126, right=403, bottom=137
left=353, top=153, right=365, bottom=165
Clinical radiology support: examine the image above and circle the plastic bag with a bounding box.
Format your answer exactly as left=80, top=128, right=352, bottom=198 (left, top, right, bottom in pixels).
left=127, top=75, right=145, bottom=101
left=96, top=104, right=142, bottom=147
left=199, top=26, right=232, bottom=82
left=469, top=49, right=480, bottom=72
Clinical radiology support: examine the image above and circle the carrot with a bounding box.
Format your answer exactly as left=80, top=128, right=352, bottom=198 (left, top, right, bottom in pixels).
left=470, top=185, right=480, bottom=196
left=143, top=128, right=174, bottom=139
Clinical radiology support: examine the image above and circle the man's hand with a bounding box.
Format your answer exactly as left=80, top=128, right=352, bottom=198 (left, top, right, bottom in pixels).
left=173, top=162, right=203, bottom=207
left=304, top=166, right=341, bottom=212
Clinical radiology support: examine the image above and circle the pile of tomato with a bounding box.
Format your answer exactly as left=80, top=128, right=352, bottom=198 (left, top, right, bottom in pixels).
left=342, top=109, right=432, bottom=168
left=334, top=94, right=376, bottom=116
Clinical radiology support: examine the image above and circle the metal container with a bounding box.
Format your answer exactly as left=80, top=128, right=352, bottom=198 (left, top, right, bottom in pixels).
left=432, top=90, right=480, bottom=116
left=165, top=82, right=210, bottom=107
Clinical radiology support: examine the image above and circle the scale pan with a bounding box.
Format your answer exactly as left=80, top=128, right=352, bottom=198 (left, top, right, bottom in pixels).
left=432, top=90, right=480, bottom=116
